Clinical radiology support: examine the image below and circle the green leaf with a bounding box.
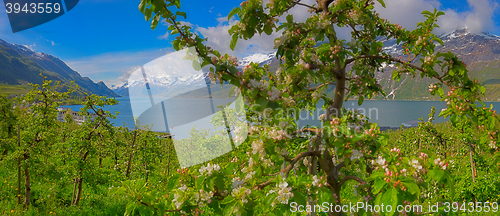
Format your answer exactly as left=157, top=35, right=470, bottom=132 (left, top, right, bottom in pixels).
left=392, top=70, right=400, bottom=80
left=448, top=68, right=455, bottom=76
left=264, top=25, right=273, bottom=35
left=479, top=86, right=486, bottom=94
left=192, top=59, right=202, bottom=71
left=286, top=14, right=293, bottom=23
left=381, top=187, right=398, bottom=216
left=145, top=8, right=153, bottom=21
left=176, top=11, right=187, bottom=19
left=421, top=10, right=433, bottom=16
left=436, top=11, right=445, bottom=16
left=372, top=179, right=387, bottom=194
left=125, top=201, right=137, bottom=216
left=318, top=188, right=333, bottom=203
left=222, top=196, right=235, bottom=204
left=151, top=14, right=161, bottom=30
left=445, top=174, right=455, bottom=199
left=293, top=191, right=307, bottom=206
left=230, top=34, right=238, bottom=50
left=248, top=16, right=259, bottom=27
left=223, top=201, right=237, bottom=215
left=450, top=114, right=458, bottom=125
left=167, top=175, right=180, bottom=190
left=377, top=0, right=386, bottom=8
left=228, top=8, right=241, bottom=20
left=172, top=40, right=180, bottom=50
left=139, top=0, right=147, bottom=12
left=358, top=96, right=364, bottom=106
left=215, top=174, right=226, bottom=191
left=436, top=88, right=444, bottom=97
left=433, top=36, right=444, bottom=46
left=402, top=181, right=420, bottom=196
left=256, top=98, right=269, bottom=112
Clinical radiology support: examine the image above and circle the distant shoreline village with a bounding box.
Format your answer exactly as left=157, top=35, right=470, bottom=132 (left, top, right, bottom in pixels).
left=57, top=107, right=97, bottom=125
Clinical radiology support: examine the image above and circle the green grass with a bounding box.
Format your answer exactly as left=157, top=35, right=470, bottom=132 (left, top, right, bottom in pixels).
left=0, top=84, right=31, bottom=96
left=484, top=83, right=500, bottom=101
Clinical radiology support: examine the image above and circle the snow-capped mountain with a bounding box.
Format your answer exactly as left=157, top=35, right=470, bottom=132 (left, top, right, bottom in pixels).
left=374, top=27, right=500, bottom=100
left=112, top=52, right=278, bottom=97
left=380, top=27, right=500, bottom=60
left=237, top=52, right=276, bottom=67
left=126, top=73, right=206, bottom=89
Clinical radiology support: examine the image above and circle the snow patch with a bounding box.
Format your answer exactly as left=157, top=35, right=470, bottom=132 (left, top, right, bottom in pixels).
left=238, top=52, right=276, bottom=67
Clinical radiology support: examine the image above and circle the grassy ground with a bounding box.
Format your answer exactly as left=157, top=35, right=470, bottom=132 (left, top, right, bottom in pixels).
left=0, top=84, right=31, bottom=96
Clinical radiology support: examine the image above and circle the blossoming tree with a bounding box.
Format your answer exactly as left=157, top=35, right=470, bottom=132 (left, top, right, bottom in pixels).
left=126, top=0, right=500, bottom=215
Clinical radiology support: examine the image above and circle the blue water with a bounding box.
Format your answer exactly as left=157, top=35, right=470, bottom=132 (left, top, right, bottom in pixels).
left=62, top=97, right=500, bottom=130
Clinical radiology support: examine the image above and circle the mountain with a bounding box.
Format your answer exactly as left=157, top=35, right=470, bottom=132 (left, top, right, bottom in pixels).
left=238, top=52, right=276, bottom=67
left=0, top=38, right=119, bottom=97
left=112, top=52, right=278, bottom=98
left=114, top=73, right=208, bottom=97
left=372, top=28, right=500, bottom=100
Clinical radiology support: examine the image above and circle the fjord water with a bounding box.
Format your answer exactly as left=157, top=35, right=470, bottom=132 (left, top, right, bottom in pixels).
left=63, top=97, right=500, bottom=130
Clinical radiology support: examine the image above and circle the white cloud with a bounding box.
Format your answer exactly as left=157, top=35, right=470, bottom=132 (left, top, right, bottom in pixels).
left=158, top=31, right=169, bottom=40
left=192, top=0, right=317, bottom=58
left=46, top=39, right=60, bottom=46
left=374, top=0, right=441, bottom=30
left=195, top=16, right=282, bottom=58
left=375, top=0, right=499, bottom=35
left=437, top=0, right=499, bottom=34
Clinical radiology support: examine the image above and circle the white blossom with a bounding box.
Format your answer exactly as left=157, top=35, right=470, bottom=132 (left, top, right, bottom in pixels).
left=490, top=141, right=497, bottom=149
left=312, top=91, right=321, bottom=100
left=268, top=87, right=280, bottom=101
left=312, top=175, right=320, bottom=186
left=410, top=159, right=422, bottom=170
left=231, top=186, right=251, bottom=204
left=350, top=149, right=363, bottom=161
left=376, top=156, right=386, bottom=166
left=199, top=163, right=220, bottom=176
left=251, top=140, right=265, bottom=155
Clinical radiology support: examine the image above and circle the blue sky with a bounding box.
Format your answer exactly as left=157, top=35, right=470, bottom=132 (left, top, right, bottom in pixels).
left=0, top=0, right=498, bottom=87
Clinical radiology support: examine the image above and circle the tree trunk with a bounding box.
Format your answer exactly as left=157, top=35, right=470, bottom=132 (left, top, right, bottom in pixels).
left=307, top=142, right=318, bottom=216
left=23, top=153, right=31, bottom=207
left=126, top=131, right=138, bottom=178
left=71, top=179, right=77, bottom=204
left=74, top=150, right=90, bottom=206
left=73, top=178, right=83, bottom=205
left=326, top=69, right=346, bottom=121
left=17, top=125, right=21, bottom=204
left=469, top=143, right=476, bottom=183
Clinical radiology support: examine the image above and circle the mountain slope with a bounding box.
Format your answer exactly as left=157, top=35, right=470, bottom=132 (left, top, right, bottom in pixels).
left=0, top=38, right=119, bottom=97
left=372, top=28, right=500, bottom=101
